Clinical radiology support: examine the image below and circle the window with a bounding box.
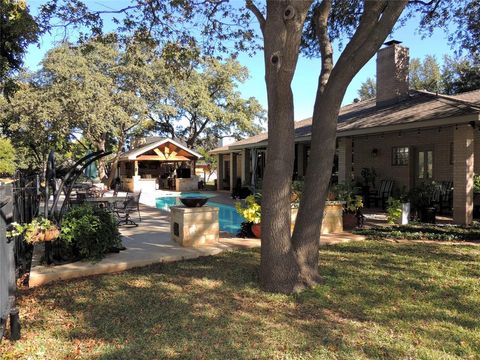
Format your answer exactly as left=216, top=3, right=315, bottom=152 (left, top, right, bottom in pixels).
left=392, top=147, right=409, bottom=166
left=418, top=150, right=433, bottom=179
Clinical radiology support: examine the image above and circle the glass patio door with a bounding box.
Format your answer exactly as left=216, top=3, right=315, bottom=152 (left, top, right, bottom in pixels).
left=416, top=147, right=434, bottom=183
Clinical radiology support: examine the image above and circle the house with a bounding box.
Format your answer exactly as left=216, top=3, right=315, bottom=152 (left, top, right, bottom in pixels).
left=118, top=137, right=202, bottom=193
left=210, top=41, right=480, bottom=225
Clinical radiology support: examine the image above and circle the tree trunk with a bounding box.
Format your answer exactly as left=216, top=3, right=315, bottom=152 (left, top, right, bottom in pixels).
left=291, top=0, right=408, bottom=285
left=94, top=135, right=107, bottom=182
left=106, top=136, right=125, bottom=188
left=248, top=0, right=408, bottom=293
left=257, top=1, right=313, bottom=293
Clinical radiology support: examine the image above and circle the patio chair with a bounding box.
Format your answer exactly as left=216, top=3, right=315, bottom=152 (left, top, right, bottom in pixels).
left=370, top=180, right=394, bottom=209
left=115, top=191, right=142, bottom=227
left=434, top=181, right=453, bottom=214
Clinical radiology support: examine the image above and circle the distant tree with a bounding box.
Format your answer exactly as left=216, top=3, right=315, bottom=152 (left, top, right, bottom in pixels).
left=0, top=0, right=39, bottom=97
left=442, top=55, right=480, bottom=95
left=409, top=55, right=442, bottom=92
left=356, top=77, right=376, bottom=100
left=0, top=136, right=16, bottom=176
left=0, top=0, right=38, bottom=77
left=146, top=47, right=265, bottom=149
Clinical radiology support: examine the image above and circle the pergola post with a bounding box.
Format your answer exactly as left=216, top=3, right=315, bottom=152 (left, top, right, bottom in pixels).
left=241, top=149, right=250, bottom=185
left=297, top=143, right=305, bottom=178
left=453, top=124, right=474, bottom=225
left=217, top=154, right=224, bottom=190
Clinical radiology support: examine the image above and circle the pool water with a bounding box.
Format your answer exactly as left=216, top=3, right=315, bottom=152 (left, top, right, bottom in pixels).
left=155, top=193, right=244, bottom=234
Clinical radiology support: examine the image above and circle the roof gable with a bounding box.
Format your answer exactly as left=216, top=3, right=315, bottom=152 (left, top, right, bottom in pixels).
left=120, top=138, right=202, bottom=161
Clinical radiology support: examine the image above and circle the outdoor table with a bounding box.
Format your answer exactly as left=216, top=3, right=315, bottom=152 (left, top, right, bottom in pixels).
left=84, top=196, right=129, bottom=210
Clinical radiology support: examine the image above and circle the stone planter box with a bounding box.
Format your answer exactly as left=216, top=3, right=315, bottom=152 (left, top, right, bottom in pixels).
left=291, top=201, right=343, bottom=234
left=171, top=206, right=219, bottom=247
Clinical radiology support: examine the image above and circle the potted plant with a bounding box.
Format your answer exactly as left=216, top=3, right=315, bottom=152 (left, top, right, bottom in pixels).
left=235, top=194, right=262, bottom=238
left=7, top=217, right=60, bottom=244
left=409, top=182, right=440, bottom=223
left=474, top=175, right=480, bottom=217
left=386, top=196, right=410, bottom=225
left=330, top=183, right=364, bottom=230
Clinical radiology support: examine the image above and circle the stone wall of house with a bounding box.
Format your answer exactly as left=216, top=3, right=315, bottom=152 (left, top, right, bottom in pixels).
left=352, top=127, right=456, bottom=192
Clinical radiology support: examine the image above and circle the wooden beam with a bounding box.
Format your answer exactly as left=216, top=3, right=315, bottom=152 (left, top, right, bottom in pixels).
left=136, top=155, right=190, bottom=161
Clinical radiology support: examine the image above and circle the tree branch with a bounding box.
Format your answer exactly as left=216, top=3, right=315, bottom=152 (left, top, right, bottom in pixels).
left=314, top=0, right=333, bottom=94
left=246, top=0, right=266, bottom=35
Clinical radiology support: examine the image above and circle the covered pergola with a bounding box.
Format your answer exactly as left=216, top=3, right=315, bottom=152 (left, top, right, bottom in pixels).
left=118, top=138, right=202, bottom=193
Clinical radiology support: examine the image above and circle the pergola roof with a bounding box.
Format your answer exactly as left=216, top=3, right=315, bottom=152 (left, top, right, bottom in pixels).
left=119, top=138, right=202, bottom=162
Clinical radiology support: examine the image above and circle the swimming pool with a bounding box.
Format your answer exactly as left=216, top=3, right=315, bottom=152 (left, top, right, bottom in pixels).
left=155, top=192, right=244, bottom=234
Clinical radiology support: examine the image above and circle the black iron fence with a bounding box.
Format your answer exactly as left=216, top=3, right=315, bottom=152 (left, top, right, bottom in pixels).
left=0, top=184, right=20, bottom=340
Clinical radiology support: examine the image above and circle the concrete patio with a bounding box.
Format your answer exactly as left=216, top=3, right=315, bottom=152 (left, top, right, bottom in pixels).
left=29, top=192, right=365, bottom=287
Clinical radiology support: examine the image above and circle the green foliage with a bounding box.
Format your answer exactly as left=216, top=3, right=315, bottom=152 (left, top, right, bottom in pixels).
left=0, top=136, right=16, bottom=175
left=474, top=175, right=480, bottom=194
left=235, top=195, right=261, bottom=224
left=386, top=197, right=402, bottom=225
left=146, top=52, right=265, bottom=149
left=442, top=55, right=480, bottom=95
left=355, top=223, right=480, bottom=242
left=60, top=204, right=121, bottom=261
left=409, top=55, right=442, bottom=92
left=408, top=182, right=440, bottom=209
left=329, top=183, right=363, bottom=213
left=7, top=217, right=59, bottom=243
left=360, top=167, right=376, bottom=187
left=291, top=179, right=304, bottom=208
left=0, top=0, right=39, bottom=79
left=356, top=77, right=376, bottom=100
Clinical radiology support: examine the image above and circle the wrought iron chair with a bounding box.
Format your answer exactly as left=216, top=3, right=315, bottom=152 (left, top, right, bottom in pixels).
left=114, top=191, right=142, bottom=227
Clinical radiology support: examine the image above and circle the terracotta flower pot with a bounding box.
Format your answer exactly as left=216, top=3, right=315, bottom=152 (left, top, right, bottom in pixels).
left=251, top=223, right=261, bottom=239
left=343, top=213, right=357, bottom=230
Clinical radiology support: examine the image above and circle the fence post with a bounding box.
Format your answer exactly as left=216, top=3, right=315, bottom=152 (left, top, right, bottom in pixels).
left=0, top=184, right=19, bottom=340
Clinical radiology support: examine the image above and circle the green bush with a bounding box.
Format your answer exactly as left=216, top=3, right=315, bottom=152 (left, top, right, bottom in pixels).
left=60, top=204, right=121, bottom=261
left=354, top=223, right=480, bottom=242
left=386, top=197, right=402, bottom=224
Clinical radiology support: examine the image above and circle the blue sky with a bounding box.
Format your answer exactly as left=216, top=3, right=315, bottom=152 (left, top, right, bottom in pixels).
left=24, top=1, right=453, bottom=121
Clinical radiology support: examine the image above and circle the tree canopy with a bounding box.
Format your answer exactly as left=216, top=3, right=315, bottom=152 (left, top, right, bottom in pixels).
left=0, top=0, right=39, bottom=79
left=0, top=136, right=16, bottom=176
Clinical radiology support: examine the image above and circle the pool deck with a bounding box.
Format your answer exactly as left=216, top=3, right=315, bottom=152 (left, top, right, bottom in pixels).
left=28, top=191, right=365, bottom=287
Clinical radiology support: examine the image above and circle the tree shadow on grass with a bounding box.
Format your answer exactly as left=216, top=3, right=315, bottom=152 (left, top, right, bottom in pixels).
left=13, top=241, right=480, bottom=359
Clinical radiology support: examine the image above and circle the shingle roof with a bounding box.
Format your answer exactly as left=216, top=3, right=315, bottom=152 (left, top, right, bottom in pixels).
left=120, top=138, right=202, bottom=160
left=217, top=89, right=480, bottom=152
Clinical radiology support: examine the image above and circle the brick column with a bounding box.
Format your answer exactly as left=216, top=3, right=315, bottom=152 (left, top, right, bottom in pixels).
left=216, top=154, right=224, bottom=190
left=453, top=125, right=474, bottom=225
left=337, top=137, right=353, bottom=184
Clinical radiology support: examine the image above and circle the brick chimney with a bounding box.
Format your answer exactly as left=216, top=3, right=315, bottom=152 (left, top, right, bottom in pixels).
left=376, top=40, right=409, bottom=107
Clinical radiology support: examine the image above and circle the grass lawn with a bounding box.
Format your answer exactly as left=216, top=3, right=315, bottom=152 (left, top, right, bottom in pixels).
left=1, top=240, right=480, bottom=359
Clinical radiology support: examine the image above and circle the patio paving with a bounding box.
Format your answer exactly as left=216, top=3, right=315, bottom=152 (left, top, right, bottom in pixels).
left=29, top=194, right=365, bottom=287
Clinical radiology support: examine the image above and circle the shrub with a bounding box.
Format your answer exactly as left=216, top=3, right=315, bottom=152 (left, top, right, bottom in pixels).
left=235, top=194, right=261, bottom=224
left=386, top=197, right=402, bottom=224
left=60, top=204, right=121, bottom=261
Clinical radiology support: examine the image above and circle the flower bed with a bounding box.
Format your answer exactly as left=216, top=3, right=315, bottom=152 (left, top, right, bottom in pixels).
left=354, top=223, right=480, bottom=242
